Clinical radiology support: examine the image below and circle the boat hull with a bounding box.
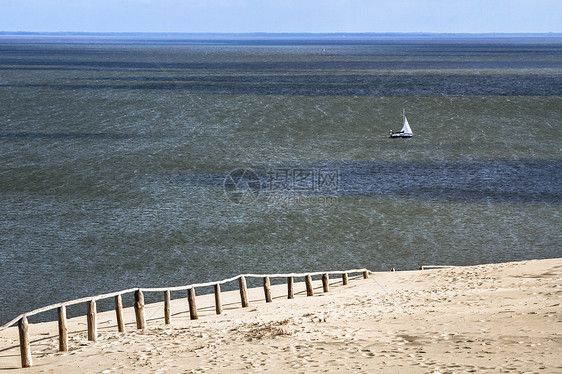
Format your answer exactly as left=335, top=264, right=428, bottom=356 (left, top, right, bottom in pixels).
left=389, top=133, right=413, bottom=138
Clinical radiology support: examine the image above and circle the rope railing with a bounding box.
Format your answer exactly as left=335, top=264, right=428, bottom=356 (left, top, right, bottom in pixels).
left=2, top=268, right=373, bottom=331
left=1, top=288, right=139, bottom=328
left=138, top=268, right=370, bottom=293
left=2, top=267, right=376, bottom=368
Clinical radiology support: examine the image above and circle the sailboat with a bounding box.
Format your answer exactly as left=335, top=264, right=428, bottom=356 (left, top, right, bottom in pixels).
left=389, top=109, right=413, bottom=138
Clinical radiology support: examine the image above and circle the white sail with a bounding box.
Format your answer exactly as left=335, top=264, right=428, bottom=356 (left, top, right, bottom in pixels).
left=401, top=116, right=413, bottom=135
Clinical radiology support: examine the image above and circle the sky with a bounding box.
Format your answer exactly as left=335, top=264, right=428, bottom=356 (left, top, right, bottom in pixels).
left=0, top=0, right=561, bottom=34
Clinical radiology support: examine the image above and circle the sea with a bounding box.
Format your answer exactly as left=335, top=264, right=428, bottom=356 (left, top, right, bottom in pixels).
left=0, top=34, right=561, bottom=324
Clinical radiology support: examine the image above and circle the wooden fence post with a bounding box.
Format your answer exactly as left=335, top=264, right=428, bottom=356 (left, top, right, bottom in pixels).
left=239, top=276, right=249, bottom=307
left=363, top=270, right=370, bottom=279
left=263, top=276, right=272, bottom=303
left=187, top=287, right=198, bottom=320
left=18, top=315, right=32, bottom=368
left=114, top=294, right=125, bottom=333
left=342, top=272, right=348, bottom=285
left=214, top=283, right=223, bottom=315
left=287, top=276, right=294, bottom=299
left=134, top=289, right=146, bottom=329
left=87, top=299, right=97, bottom=341
left=164, top=290, right=171, bottom=325
left=305, top=275, right=314, bottom=297
left=57, top=306, right=68, bottom=352
left=322, top=273, right=330, bottom=293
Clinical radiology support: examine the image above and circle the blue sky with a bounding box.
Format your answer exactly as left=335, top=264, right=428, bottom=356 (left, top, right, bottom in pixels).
left=1, top=0, right=560, bottom=33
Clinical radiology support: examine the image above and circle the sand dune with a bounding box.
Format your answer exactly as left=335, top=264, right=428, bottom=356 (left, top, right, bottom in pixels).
left=1, top=258, right=560, bottom=373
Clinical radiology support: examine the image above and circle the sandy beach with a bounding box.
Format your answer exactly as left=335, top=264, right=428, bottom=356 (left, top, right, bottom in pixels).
left=1, top=258, right=560, bottom=373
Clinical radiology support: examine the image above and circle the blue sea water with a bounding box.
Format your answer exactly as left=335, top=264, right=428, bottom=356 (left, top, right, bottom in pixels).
left=0, top=35, right=561, bottom=323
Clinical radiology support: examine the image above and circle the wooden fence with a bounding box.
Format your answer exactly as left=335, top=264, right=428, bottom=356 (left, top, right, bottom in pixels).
left=1, top=268, right=372, bottom=368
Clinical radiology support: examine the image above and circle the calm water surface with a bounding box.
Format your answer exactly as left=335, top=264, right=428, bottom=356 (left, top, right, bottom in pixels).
left=0, top=36, right=561, bottom=323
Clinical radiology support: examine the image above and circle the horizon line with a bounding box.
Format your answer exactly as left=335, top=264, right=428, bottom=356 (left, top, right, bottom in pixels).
left=1, top=31, right=562, bottom=38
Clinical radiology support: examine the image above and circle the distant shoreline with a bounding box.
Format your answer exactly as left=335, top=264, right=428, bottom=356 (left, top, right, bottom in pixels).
left=1, top=31, right=562, bottom=40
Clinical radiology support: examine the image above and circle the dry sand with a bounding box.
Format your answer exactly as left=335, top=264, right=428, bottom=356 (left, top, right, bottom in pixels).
left=1, top=258, right=560, bottom=373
